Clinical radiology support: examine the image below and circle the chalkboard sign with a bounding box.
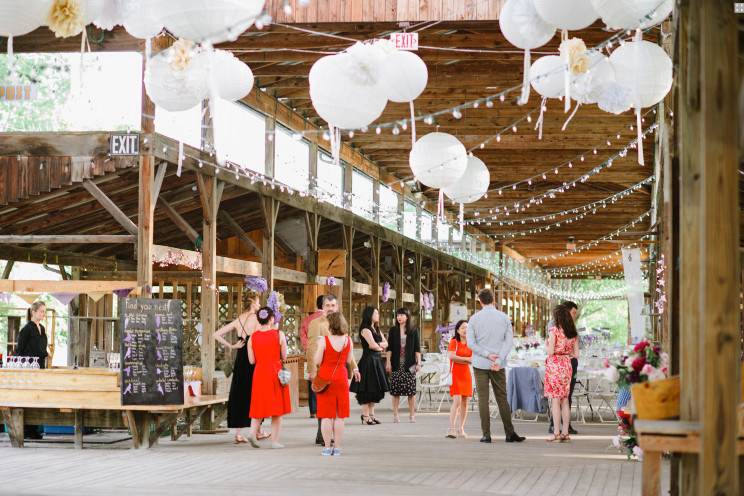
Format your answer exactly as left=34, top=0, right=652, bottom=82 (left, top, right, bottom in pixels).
left=120, top=298, right=184, bottom=405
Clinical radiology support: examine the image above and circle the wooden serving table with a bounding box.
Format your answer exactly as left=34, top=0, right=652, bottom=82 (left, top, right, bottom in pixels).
left=0, top=368, right=227, bottom=449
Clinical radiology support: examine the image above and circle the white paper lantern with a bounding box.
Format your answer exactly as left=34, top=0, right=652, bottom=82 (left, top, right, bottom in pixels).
left=409, top=133, right=468, bottom=190
left=530, top=55, right=565, bottom=99
left=534, top=0, right=598, bottom=31
left=309, top=54, right=387, bottom=130
left=154, top=0, right=265, bottom=45
left=121, top=0, right=162, bottom=39
left=499, top=0, right=555, bottom=50
left=145, top=47, right=209, bottom=112
left=571, top=53, right=615, bottom=104
left=590, top=0, right=673, bottom=30
left=596, top=81, right=632, bottom=114
left=609, top=40, right=672, bottom=108
left=381, top=50, right=428, bottom=103
left=92, top=0, right=120, bottom=30
left=84, top=0, right=106, bottom=23
left=443, top=156, right=490, bottom=204
left=0, top=0, right=49, bottom=37
left=210, top=49, right=254, bottom=101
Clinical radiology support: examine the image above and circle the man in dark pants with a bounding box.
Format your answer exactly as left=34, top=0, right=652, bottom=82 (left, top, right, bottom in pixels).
left=300, top=295, right=325, bottom=442
left=548, top=301, right=579, bottom=435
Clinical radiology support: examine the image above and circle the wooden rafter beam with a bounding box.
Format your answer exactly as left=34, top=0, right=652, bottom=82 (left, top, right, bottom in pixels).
left=157, top=198, right=200, bottom=244
left=218, top=210, right=263, bottom=257
left=0, top=280, right=139, bottom=293
left=81, top=180, right=138, bottom=235
left=0, top=235, right=134, bottom=244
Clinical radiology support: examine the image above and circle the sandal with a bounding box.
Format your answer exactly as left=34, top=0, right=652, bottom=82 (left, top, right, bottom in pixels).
left=409, top=416, right=416, bottom=423
left=234, top=435, right=248, bottom=444
left=257, top=432, right=271, bottom=441
left=393, top=413, right=400, bottom=424
left=371, top=416, right=382, bottom=425
left=560, top=434, right=571, bottom=443
left=458, top=430, right=468, bottom=439
left=546, top=434, right=561, bottom=443
left=446, top=428, right=457, bottom=439
left=360, top=415, right=375, bottom=425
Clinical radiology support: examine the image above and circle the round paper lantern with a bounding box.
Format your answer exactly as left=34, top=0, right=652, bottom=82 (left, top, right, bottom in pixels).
left=92, top=0, right=120, bottom=30
left=154, top=0, right=265, bottom=45
left=609, top=40, right=672, bottom=108
left=443, top=156, right=490, bottom=204
left=571, top=53, right=615, bottom=104
left=409, top=133, right=468, bottom=190
left=122, top=0, right=163, bottom=39
left=499, top=0, right=555, bottom=50
left=534, top=0, right=598, bottom=31
left=145, top=47, right=209, bottom=111
left=596, top=81, right=632, bottom=114
left=530, top=55, right=565, bottom=99
left=381, top=50, right=428, bottom=103
left=0, top=0, right=49, bottom=37
left=309, top=54, right=387, bottom=130
left=210, top=49, right=254, bottom=101
left=590, top=0, right=673, bottom=30
left=84, top=0, right=105, bottom=23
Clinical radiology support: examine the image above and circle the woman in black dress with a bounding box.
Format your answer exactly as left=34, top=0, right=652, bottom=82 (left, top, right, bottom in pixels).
left=214, top=297, right=267, bottom=444
left=350, top=306, right=389, bottom=425
left=385, top=307, right=421, bottom=423
left=17, top=300, right=49, bottom=439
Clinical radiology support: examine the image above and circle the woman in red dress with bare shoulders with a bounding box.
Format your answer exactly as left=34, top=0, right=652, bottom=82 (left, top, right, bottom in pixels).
left=544, top=305, right=579, bottom=442
left=247, top=307, right=292, bottom=449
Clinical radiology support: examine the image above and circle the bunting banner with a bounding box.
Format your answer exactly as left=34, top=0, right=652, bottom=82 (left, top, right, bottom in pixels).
left=50, top=292, right=78, bottom=306
left=18, top=293, right=40, bottom=305
left=88, top=292, right=106, bottom=303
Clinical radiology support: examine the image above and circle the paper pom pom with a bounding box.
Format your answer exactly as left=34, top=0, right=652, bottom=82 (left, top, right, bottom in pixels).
left=559, top=37, right=589, bottom=75
left=244, top=276, right=268, bottom=294
left=47, top=0, right=85, bottom=38
left=596, top=81, right=632, bottom=114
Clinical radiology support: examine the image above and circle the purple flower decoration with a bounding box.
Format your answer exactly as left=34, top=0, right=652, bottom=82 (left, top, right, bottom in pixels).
left=0, top=292, right=11, bottom=303
left=426, top=292, right=435, bottom=311
left=326, top=276, right=336, bottom=287
left=382, top=282, right=390, bottom=303
left=113, top=288, right=133, bottom=299
left=267, top=291, right=282, bottom=323
left=257, top=308, right=270, bottom=320
left=244, top=276, right=268, bottom=294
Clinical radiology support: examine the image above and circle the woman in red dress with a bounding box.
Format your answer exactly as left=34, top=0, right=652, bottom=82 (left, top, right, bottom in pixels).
left=246, top=306, right=292, bottom=449
left=544, top=305, right=579, bottom=442
left=313, top=312, right=360, bottom=456
left=446, top=320, right=473, bottom=439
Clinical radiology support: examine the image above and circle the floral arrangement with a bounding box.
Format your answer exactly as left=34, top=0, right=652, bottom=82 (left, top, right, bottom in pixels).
left=47, top=0, right=85, bottom=38
left=654, top=254, right=666, bottom=315
left=435, top=324, right=455, bottom=354
left=612, top=410, right=643, bottom=461
left=267, top=291, right=282, bottom=322
left=382, top=282, right=390, bottom=303
left=153, top=248, right=201, bottom=270
left=421, top=292, right=435, bottom=312
left=326, top=276, right=336, bottom=287
left=244, top=276, right=268, bottom=294
left=603, top=340, right=669, bottom=389
left=169, top=38, right=196, bottom=71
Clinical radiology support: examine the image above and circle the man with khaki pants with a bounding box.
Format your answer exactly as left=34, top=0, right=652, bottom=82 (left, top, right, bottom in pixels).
left=468, top=288, right=525, bottom=444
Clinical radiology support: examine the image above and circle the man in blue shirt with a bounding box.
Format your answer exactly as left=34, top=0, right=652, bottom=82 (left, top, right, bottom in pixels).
left=469, top=288, right=525, bottom=443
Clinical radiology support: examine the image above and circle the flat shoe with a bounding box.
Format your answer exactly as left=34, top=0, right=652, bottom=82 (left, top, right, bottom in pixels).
left=247, top=435, right=260, bottom=448
left=271, top=442, right=285, bottom=449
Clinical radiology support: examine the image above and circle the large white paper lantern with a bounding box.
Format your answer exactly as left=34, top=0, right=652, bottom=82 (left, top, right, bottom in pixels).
left=145, top=47, right=209, bottom=112
left=381, top=50, right=428, bottom=103
left=499, top=0, right=555, bottom=49
left=92, top=0, right=120, bottom=30
left=309, top=53, right=387, bottom=130
left=534, top=0, right=598, bottom=31
left=530, top=55, right=565, bottom=99
left=121, top=0, right=162, bottom=39
left=571, top=53, right=615, bottom=104
left=443, top=156, right=490, bottom=204
left=210, top=49, right=254, bottom=101
left=609, top=40, right=672, bottom=108
left=154, top=0, right=265, bottom=45
left=590, top=0, right=673, bottom=30
left=84, top=0, right=106, bottom=23
left=409, top=133, right=468, bottom=190
left=0, top=0, right=49, bottom=37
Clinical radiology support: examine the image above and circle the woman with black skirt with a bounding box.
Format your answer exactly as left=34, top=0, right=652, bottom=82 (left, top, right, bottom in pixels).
left=350, top=306, right=389, bottom=425
left=16, top=300, right=49, bottom=439
left=214, top=296, right=267, bottom=444
left=385, top=308, right=421, bottom=423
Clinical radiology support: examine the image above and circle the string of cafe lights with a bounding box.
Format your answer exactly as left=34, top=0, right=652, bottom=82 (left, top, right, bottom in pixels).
left=548, top=239, right=651, bottom=277
left=531, top=210, right=652, bottom=263
left=466, top=176, right=654, bottom=230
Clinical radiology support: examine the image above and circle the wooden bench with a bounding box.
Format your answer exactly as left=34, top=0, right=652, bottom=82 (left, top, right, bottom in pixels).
left=0, top=368, right=227, bottom=449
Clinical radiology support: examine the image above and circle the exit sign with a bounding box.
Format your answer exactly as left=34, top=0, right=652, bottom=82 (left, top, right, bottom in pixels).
left=390, top=32, right=419, bottom=51
left=110, top=133, right=140, bottom=156
left=0, top=84, right=37, bottom=101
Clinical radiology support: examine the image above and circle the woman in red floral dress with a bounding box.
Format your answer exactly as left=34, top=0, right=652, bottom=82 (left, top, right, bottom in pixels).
left=544, top=304, right=579, bottom=442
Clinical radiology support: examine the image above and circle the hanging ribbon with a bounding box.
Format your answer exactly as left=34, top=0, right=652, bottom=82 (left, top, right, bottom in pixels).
left=437, top=190, right=445, bottom=223
left=561, top=103, right=581, bottom=131
left=409, top=101, right=417, bottom=146
left=145, top=37, right=152, bottom=61
left=518, top=48, right=531, bottom=105
left=634, top=29, right=644, bottom=166
left=534, top=97, right=547, bottom=140
left=329, top=123, right=341, bottom=165
left=458, top=202, right=464, bottom=238
left=176, top=141, right=184, bottom=176
left=562, top=30, right=571, bottom=113
left=7, top=36, right=14, bottom=80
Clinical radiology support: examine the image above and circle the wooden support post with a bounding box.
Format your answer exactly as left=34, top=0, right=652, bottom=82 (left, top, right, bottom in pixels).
left=196, top=172, right=219, bottom=396
left=151, top=161, right=168, bottom=207
left=1, top=408, right=24, bottom=448
left=0, top=235, right=135, bottom=244
left=414, top=253, right=423, bottom=327
left=342, top=225, right=355, bottom=326
left=1, top=260, right=14, bottom=279
left=370, top=236, right=381, bottom=307
left=395, top=247, right=405, bottom=309
left=304, top=212, right=321, bottom=278
left=74, top=409, right=84, bottom=449
left=82, top=180, right=138, bottom=235
left=265, top=116, right=276, bottom=178
left=432, top=258, right=440, bottom=329
left=158, top=198, right=200, bottom=244
left=260, top=196, right=280, bottom=292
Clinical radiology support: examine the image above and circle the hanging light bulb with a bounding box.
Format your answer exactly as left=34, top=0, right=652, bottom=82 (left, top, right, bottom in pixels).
left=452, top=109, right=462, bottom=119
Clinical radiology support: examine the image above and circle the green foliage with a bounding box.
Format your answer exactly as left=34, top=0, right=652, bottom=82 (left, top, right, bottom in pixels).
left=569, top=279, right=633, bottom=344
left=0, top=53, right=71, bottom=132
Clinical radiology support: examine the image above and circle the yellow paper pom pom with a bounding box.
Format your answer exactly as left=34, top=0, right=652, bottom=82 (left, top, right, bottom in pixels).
left=47, top=0, right=85, bottom=38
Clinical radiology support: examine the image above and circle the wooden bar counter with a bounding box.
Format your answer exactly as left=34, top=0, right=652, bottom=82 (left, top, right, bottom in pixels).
left=0, top=368, right=227, bottom=449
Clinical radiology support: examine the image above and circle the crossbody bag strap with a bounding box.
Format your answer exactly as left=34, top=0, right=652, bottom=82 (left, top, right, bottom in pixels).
left=450, top=341, right=458, bottom=374
left=328, top=336, right=347, bottom=378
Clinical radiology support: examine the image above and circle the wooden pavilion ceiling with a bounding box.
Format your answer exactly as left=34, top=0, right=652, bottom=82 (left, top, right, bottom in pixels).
left=222, top=20, right=655, bottom=272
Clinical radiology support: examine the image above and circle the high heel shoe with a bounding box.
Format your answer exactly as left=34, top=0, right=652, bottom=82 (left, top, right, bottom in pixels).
left=360, top=415, right=375, bottom=425
left=371, top=416, right=381, bottom=424
left=409, top=415, right=416, bottom=423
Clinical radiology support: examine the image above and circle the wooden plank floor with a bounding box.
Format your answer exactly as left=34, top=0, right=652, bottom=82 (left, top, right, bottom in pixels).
left=0, top=401, right=659, bottom=496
